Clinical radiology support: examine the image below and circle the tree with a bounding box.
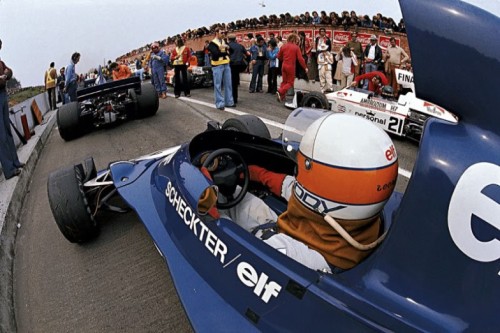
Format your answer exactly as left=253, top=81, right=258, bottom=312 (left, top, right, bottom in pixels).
left=6, top=76, right=21, bottom=89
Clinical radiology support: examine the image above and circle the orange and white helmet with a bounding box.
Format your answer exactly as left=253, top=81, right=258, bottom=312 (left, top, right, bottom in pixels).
left=294, top=113, right=398, bottom=220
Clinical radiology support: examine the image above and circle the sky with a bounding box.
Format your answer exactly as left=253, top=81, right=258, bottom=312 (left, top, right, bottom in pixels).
left=0, top=0, right=496, bottom=88
left=0, top=0, right=405, bottom=87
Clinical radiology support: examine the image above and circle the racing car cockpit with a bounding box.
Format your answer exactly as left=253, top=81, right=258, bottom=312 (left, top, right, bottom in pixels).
left=187, top=110, right=400, bottom=274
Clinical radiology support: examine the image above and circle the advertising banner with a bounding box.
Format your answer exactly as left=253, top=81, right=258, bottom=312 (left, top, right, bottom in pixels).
left=267, top=30, right=281, bottom=39
left=379, top=36, right=400, bottom=50
left=313, top=29, right=332, bottom=39
left=281, top=29, right=295, bottom=40
left=332, top=30, right=351, bottom=46
left=357, top=32, right=373, bottom=48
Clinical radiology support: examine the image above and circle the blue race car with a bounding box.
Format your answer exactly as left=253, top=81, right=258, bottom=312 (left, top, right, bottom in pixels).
left=47, top=0, right=499, bottom=331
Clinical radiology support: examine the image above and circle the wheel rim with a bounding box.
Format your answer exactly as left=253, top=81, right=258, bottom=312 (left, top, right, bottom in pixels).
left=305, top=97, right=322, bottom=108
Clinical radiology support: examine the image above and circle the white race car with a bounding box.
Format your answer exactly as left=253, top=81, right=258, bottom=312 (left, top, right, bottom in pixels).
left=285, top=70, right=458, bottom=142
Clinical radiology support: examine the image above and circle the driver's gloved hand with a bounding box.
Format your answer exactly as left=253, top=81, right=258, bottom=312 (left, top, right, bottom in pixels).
left=248, top=165, right=286, bottom=197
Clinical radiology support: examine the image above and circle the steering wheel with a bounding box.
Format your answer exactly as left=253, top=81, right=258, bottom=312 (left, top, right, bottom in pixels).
left=202, top=148, right=249, bottom=209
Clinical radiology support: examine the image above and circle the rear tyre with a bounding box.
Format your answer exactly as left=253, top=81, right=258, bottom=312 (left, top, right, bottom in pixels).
left=135, top=83, right=159, bottom=118
left=47, top=165, right=99, bottom=243
left=57, top=102, right=85, bottom=141
left=301, top=91, right=329, bottom=109
left=128, top=88, right=139, bottom=118
left=222, top=115, right=271, bottom=139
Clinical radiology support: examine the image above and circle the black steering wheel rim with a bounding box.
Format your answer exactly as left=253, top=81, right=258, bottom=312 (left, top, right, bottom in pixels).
left=201, top=148, right=249, bottom=209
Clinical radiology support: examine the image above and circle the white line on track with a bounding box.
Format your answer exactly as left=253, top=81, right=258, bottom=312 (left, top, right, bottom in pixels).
left=174, top=94, right=413, bottom=179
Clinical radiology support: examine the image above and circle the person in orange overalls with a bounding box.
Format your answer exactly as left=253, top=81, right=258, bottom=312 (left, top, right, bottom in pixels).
left=109, top=62, right=132, bottom=81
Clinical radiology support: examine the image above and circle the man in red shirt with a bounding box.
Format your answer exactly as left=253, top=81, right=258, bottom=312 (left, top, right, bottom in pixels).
left=109, top=62, right=132, bottom=81
left=350, top=71, right=388, bottom=95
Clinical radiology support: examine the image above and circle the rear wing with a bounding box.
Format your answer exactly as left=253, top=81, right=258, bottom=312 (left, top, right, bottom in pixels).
left=77, top=76, right=141, bottom=101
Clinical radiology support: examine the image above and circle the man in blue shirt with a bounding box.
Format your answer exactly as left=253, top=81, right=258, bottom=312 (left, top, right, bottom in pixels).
left=64, top=52, right=80, bottom=102
left=249, top=36, right=267, bottom=93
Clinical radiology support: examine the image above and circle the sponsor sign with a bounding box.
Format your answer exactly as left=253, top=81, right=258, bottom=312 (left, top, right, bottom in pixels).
left=281, top=29, right=294, bottom=40
left=255, top=30, right=267, bottom=38
left=166, top=181, right=284, bottom=302
left=298, top=29, right=313, bottom=41
left=395, top=68, right=415, bottom=91
left=267, top=30, right=280, bottom=39
left=379, top=36, right=400, bottom=50
left=357, top=32, right=373, bottom=47
left=237, top=262, right=282, bottom=303
left=165, top=181, right=228, bottom=264
left=332, top=30, right=351, bottom=46
left=448, top=162, right=500, bottom=275
left=313, top=29, right=332, bottom=39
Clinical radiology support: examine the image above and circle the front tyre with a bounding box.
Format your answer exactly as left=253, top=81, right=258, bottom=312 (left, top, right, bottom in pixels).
left=301, top=91, right=329, bottom=109
left=47, top=165, right=99, bottom=243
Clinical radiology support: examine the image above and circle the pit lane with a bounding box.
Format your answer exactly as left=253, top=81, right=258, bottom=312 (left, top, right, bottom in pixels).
left=13, top=86, right=418, bottom=332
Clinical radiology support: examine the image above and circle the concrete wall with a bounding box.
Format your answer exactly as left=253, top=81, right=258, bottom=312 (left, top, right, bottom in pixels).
left=0, top=91, right=56, bottom=332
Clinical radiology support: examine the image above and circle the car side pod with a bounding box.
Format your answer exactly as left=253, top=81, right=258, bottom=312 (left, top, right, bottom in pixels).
left=353, top=0, right=499, bottom=331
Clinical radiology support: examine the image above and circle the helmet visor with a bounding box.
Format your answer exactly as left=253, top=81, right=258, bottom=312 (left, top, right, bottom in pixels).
left=282, top=107, right=332, bottom=161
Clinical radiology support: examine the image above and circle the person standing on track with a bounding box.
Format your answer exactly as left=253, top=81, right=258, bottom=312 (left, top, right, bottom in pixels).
left=276, top=33, right=308, bottom=103
left=44, top=62, right=57, bottom=110
left=228, top=33, right=249, bottom=105
left=64, top=52, right=80, bottom=102
left=170, top=38, right=191, bottom=98
left=208, top=28, right=234, bottom=110
left=149, top=42, right=169, bottom=99
left=0, top=38, right=24, bottom=180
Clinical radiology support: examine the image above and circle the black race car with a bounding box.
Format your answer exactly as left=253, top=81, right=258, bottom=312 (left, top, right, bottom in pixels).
left=57, top=76, right=159, bottom=141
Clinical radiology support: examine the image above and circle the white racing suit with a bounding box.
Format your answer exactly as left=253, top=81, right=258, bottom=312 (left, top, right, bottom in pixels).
left=220, top=175, right=332, bottom=273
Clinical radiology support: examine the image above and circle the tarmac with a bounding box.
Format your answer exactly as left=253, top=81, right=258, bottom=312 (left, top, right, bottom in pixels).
left=0, top=74, right=325, bottom=332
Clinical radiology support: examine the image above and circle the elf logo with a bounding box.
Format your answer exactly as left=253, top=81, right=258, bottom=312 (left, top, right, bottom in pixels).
left=448, top=162, right=500, bottom=275
left=237, top=262, right=282, bottom=303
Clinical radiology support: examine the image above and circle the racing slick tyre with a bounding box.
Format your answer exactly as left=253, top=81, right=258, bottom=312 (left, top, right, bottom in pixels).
left=135, top=83, right=159, bottom=118
left=128, top=88, right=139, bottom=118
left=222, top=115, right=271, bottom=139
left=57, top=102, right=87, bottom=141
left=301, top=91, right=329, bottom=109
left=47, top=165, right=99, bottom=243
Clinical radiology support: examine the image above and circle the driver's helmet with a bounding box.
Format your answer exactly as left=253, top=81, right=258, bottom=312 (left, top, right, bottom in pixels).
left=295, top=113, right=398, bottom=220
left=380, top=85, right=395, bottom=99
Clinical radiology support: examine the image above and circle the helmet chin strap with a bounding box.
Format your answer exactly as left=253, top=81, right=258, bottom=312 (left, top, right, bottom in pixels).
left=323, top=215, right=388, bottom=251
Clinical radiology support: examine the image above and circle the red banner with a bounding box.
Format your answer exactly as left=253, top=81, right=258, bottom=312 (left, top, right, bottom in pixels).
left=379, top=36, right=400, bottom=50
left=267, top=30, right=281, bottom=39
left=313, top=29, right=332, bottom=39
left=357, top=33, right=373, bottom=48
left=281, top=29, right=295, bottom=40
left=332, top=30, right=351, bottom=46
left=255, top=31, right=267, bottom=38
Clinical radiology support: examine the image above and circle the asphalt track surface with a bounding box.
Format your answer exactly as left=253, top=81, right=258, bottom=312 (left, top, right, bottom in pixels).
left=13, top=84, right=418, bottom=332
